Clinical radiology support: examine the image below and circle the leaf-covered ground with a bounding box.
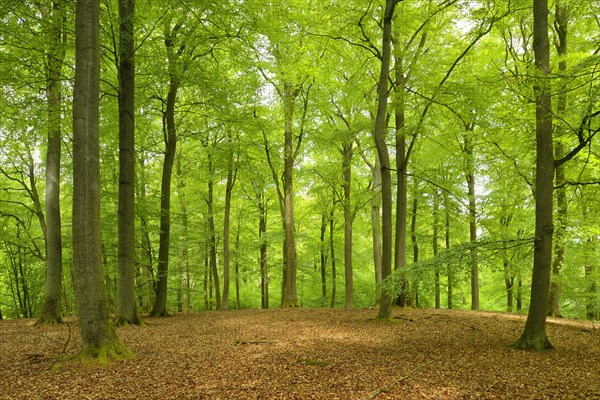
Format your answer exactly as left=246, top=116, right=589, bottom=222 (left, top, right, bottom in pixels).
left=1, top=308, right=599, bottom=399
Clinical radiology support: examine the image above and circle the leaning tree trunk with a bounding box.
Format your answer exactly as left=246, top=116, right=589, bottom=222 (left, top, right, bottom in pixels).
left=116, top=0, right=142, bottom=326
left=72, top=0, right=129, bottom=360
left=37, top=0, right=66, bottom=326
left=374, top=0, right=397, bottom=320
left=513, top=0, right=554, bottom=351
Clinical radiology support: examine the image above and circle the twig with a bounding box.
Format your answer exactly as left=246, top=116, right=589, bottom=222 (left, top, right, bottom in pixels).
left=476, top=380, right=498, bottom=399
left=365, top=360, right=434, bottom=399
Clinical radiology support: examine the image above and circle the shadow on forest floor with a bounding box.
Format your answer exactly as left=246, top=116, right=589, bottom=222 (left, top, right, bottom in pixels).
left=1, top=308, right=599, bottom=399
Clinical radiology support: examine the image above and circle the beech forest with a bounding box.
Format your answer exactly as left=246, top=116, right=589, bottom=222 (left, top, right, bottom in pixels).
left=0, top=0, right=599, bottom=398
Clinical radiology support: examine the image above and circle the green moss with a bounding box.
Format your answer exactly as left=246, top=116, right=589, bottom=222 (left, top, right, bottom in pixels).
left=302, top=358, right=329, bottom=367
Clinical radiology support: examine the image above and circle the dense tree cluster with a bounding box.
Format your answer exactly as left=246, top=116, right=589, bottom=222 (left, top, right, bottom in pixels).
left=0, top=0, right=598, bottom=354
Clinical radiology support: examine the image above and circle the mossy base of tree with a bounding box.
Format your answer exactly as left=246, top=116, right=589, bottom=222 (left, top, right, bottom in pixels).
left=148, top=309, right=170, bottom=317
left=511, top=333, right=554, bottom=351
left=34, top=314, right=63, bottom=326
left=114, top=315, right=144, bottom=327
left=77, top=339, right=132, bottom=364
left=281, top=300, right=299, bottom=308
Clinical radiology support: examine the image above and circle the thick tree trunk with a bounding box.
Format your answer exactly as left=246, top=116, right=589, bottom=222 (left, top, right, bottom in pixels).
left=410, top=186, right=419, bottom=306
left=115, top=0, right=142, bottom=326
left=72, top=0, right=128, bottom=360
left=374, top=0, right=397, bottom=320
left=37, top=0, right=66, bottom=326
left=138, top=155, right=154, bottom=312
left=342, top=140, right=353, bottom=309
left=513, top=0, right=554, bottom=351
left=548, top=1, right=569, bottom=318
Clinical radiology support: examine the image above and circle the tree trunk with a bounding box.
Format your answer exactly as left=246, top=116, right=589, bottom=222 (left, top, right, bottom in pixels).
left=342, top=140, right=353, bottom=309
left=137, top=154, right=154, bottom=312
left=394, top=54, right=409, bottom=308
left=320, top=213, right=327, bottom=306
left=72, top=0, right=129, bottom=360
left=207, top=153, right=221, bottom=310
left=444, top=189, right=453, bottom=309
left=372, top=156, right=383, bottom=306
left=176, top=154, right=190, bottom=313
left=432, top=188, right=440, bottom=309
left=37, top=0, right=66, bottom=326
left=463, top=130, right=479, bottom=310
left=548, top=1, right=569, bottom=318
left=150, top=76, right=178, bottom=317
left=234, top=213, right=241, bottom=310
left=222, top=135, right=237, bottom=310
left=258, top=190, right=269, bottom=309
left=115, top=0, right=142, bottom=326
left=410, top=185, right=419, bottom=307
left=329, top=205, right=337, bottom=308
left=281, top=81, right=299, bottom=307
left=374, top=0, right=397, bottom=320
left=513, top=0, right=554, bottom=351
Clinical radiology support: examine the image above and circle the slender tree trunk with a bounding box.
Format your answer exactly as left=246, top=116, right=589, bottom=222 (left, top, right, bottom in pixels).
left=37, top=0, right=66, bottom=326
left=150, top=77, right=178, bottom=317
left=234, top=213, right=241, bottom=310
left=342, top=140, right=353, bottom=309
left=176, top=154, right=190, bottom=313
left=374, top=0, right=397, bottom=320
left=372, top=156, right=382, bottom=306
left=548, top=1, right=569, bottom=318
left=72, top=0, right=128, bottom=359
left=138, top=155, right=154, bottom=312
left=463, top=129, right=479, bottom=311
left=206, top=153, right=221, bottom=310
left=281, top=82, right=299, bottom=307
left=394, top=55, right=409, bottom=308
left=222, top=135, right=237, bottom=310
left=513, top=0, right=554, bottom=350
left=444, top=189, right=452, bottom=309
left=329, top=205, right=337, bottom=308
left=410, top=185, right=419, bottom=307
left=258, top=190, right=269, bottom=309
left=432, top=188, right=440, bottom=309
left=115, top=0, right=142, bottom=326
left=320, top=213, right=327, bottom=306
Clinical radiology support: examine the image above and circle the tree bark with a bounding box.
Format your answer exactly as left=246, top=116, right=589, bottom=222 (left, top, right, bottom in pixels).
left=374, top=0, right=397, bottom=320
left=150, top=21, right=180, bottom=317
left=320, top=213, right=327, bottom=306
left=281, top=81, right=299, bottom=307
left=115, top=0, right=142, bottom=326
left=444, top=189, right=453, bottom=309
left=258, top=189, right=269, bottom=309
left=72, top=0, right=129, bottom=360
left=463, top=130, right=479, bottom=310
left=432, top=188, right=440, bottom=309
left=176, top=154, right=190, bottom=313
left=371, top=156, right=383, bottom=306
left=513, top=0, right=554, bottom=351
left=342, top=140, right=353, bottom=309
left=548, top=1, right=569, bottom=318
left=222, top=135, right=237, bottom=310
left=329, top=204, right=337, bottom=308
left=37, top=0, right=66, bottom=326
left=206, top=152, right=221, bottom=310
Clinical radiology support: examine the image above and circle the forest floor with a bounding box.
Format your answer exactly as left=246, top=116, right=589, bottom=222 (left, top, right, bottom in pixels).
left=1, top=308, right=599, bottom=399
